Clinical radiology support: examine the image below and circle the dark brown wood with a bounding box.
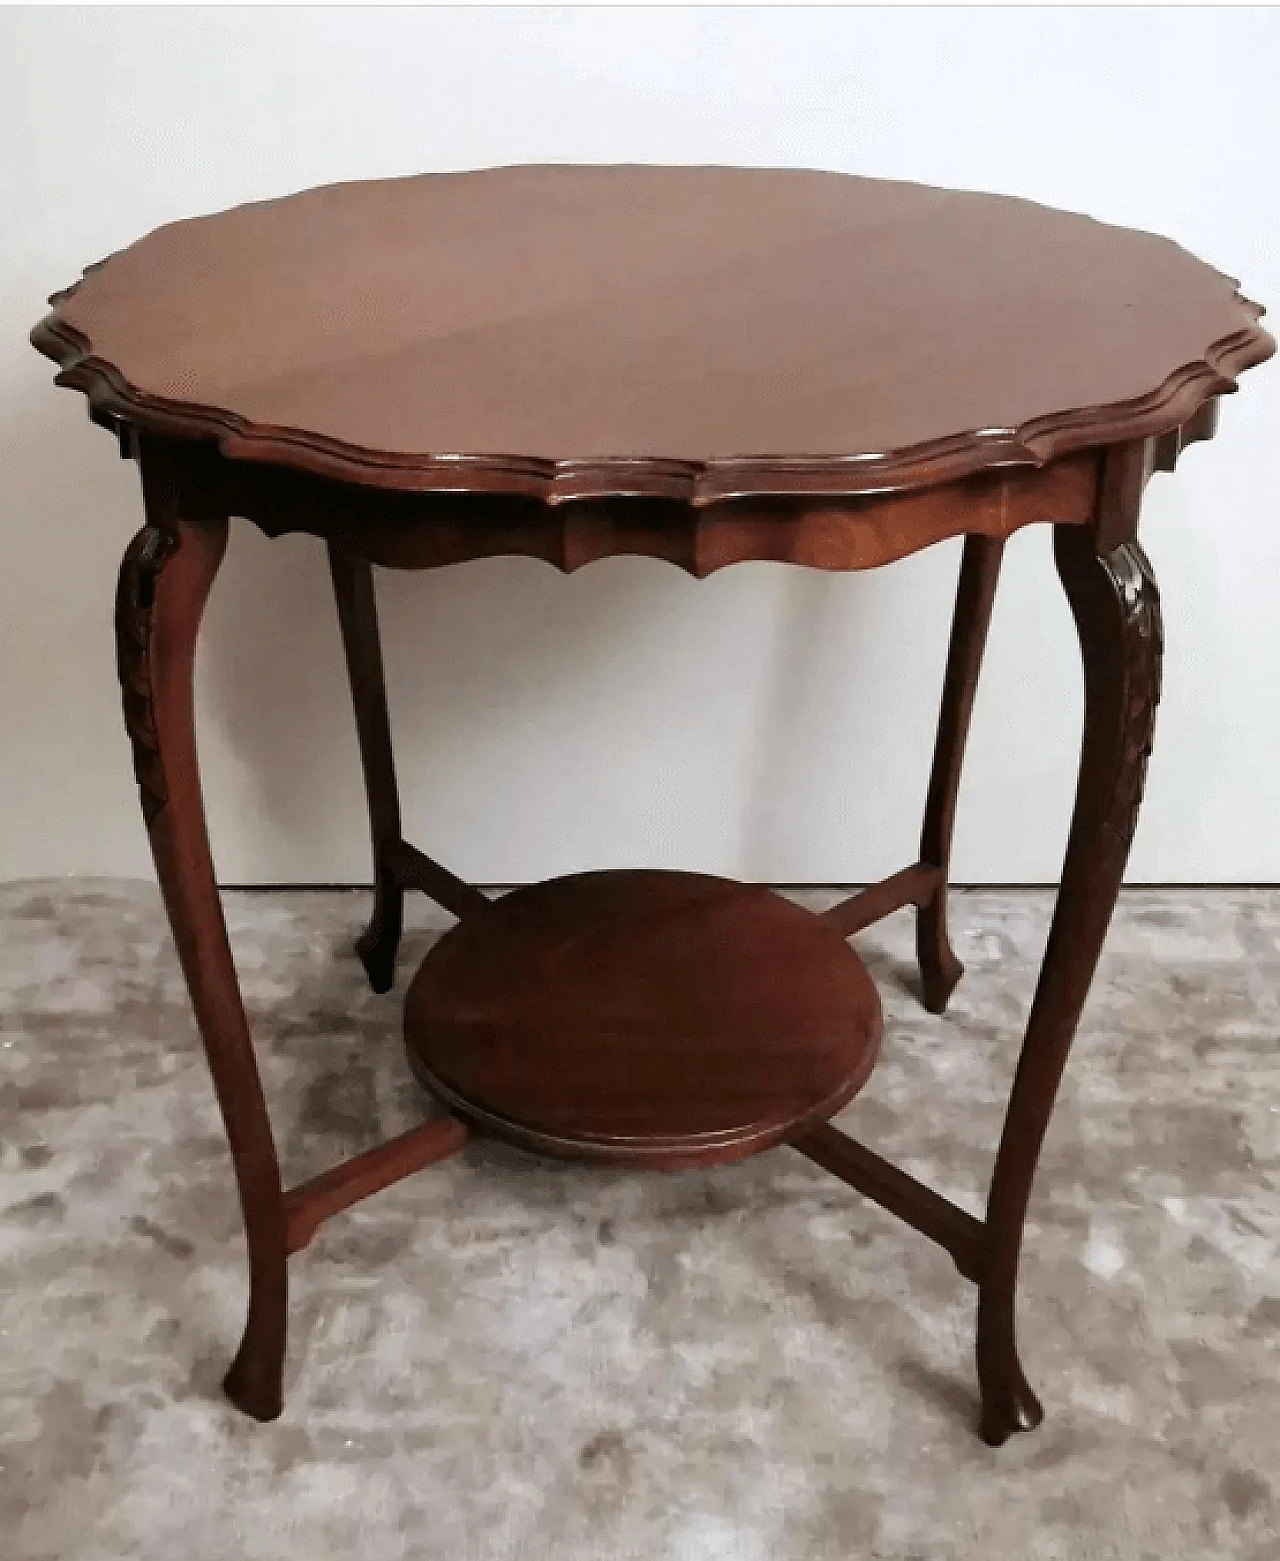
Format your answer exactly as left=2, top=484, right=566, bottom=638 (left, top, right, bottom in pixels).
left=284, top=1117, right=469, bottom=1254
left=216, top=446, right=1102, bottom=578
left=1153, top=395, right=1220, bottom=474
left=328, top=547, right=491, bottom=991
left=790, top=1122, right=984, bottom=1283
left=384, top=839, right=492, bottom=923
left=821, top=863, right=941, bottom=939
left=123, top=443, right=288, bottom=1422
left=33, top=168, right=1271, bottom=506
left=917, top=535, right=1006, bottom=1012
left=39, top=170, right=1272, bottom=1438
left=976, top=457, right=1163, bottom=1446
left=405, top=871, right=882, bottom=1169
left=328, top=546, right=406, bottom=992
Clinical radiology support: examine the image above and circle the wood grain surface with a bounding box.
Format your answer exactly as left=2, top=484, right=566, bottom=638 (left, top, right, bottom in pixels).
left=33, top=165, right=1271, bottom=501
left=404, top=870, right=882, bottom=1169
left=49, top=170, right=1272, bottom=1436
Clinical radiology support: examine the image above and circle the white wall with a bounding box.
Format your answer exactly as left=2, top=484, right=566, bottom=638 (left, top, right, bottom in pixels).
left=2, top=7, right=1277, bottom=886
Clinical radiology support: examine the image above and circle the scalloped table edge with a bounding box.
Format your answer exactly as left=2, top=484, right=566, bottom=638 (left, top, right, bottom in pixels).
left=31, top=264, right=1274, bottom=505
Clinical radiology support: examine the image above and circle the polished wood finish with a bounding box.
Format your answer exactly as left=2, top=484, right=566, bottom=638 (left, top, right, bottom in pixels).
left=284, top=1117, right=469, bottom=1255
left=918, top=535, right=1005, bottom=1012
left=122, top=445, right=287, bottom=1422
left=405, top=871, right=882, bottom=1170
left=34, top=167, right=1270, bottom=503
left=37, top=167, right=1270, bottom=1440
left=217, top=444, right=1104, bottom=578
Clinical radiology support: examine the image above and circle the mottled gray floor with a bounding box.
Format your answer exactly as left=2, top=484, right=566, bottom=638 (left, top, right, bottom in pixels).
left=1, top=881, right=1277, bottom=1560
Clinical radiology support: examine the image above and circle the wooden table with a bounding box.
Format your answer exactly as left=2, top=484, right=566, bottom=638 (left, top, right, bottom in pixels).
left=33, top=166, right=1272, bottom=1444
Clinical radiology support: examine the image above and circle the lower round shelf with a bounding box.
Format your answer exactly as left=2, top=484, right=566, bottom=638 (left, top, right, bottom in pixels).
left=403, top=869, right=881, bottom=1169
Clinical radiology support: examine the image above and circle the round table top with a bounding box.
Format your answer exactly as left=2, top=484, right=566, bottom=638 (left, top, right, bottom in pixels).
left=34, top=164, right=1272, bottom=501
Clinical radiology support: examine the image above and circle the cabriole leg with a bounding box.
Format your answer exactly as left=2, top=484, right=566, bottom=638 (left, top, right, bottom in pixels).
left=977, top=524, right=1162, bottom=1445
left=119, top=445, right=288, bottom=1420
left=917, top=534, right=1004, bottom=1012
left=328, top=545, right=404, bottom=993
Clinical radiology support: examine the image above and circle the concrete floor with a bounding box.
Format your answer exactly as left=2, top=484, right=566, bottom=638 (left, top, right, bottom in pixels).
left=1, top=880, right=1277, bottom=1560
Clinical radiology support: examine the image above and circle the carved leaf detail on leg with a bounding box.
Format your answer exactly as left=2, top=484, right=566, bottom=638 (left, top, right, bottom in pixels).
left=1098, top=541, right=1163, bottom=863
left=115, top=524, right=176, bottom=825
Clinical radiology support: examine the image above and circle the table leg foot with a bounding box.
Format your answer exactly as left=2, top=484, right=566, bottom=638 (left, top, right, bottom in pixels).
left=917, top=895, right=964, bottom=1014
left=977, top=1283, right=1044, bottom=1445
left=356, top=856, right=404, bottom=994
left=223, top=1299, right=287, bottom=1422
left=977, top=1342, right=1044, bottom=1446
